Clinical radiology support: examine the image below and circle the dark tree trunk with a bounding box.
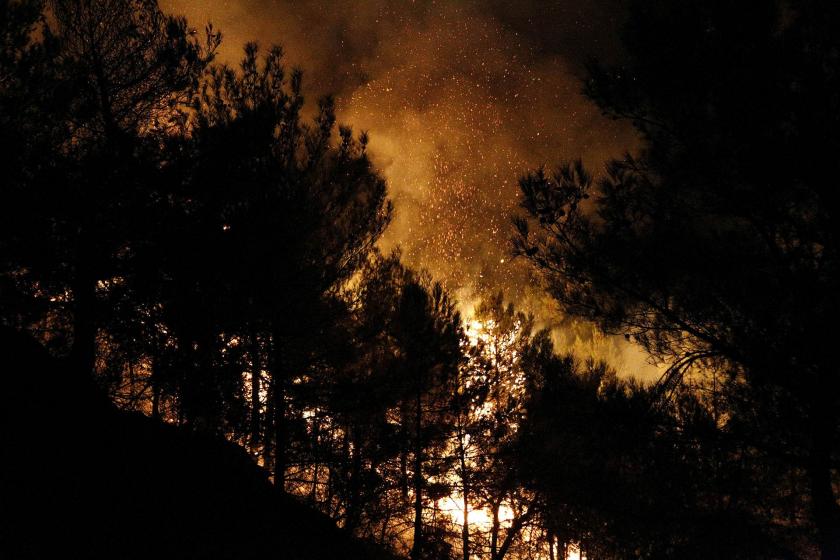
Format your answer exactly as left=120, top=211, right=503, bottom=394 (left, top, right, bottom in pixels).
left=250, top=327, right=261, bottom=454
left=326, top=463, right=336, bottom=518
left=273, top=380, right=286, bottom=488
left=400, top=447, right=409, bottom=501
left=346, top=427, right=363, bottom=532
left=461, top=494, right=469, bottom=560
left=271, top=323, right=286, bottom=489
left=262, top=382, right=274, bottom=471
left=310, top=418, right=320, bottom=503
left=380, top=506, right=392, bottom=544
left=490, top=501, right=500, bottom=560
left=150, top=356, right=160, bottom=420
left=70, top=263, right=97, bottom=378
left=400, top=401, right=410, bottom=502
left=495, top=505, right=532, bottom=560
left=457, top=423, right=470, bottom=560
left=411, top=390, right=423, bottom=560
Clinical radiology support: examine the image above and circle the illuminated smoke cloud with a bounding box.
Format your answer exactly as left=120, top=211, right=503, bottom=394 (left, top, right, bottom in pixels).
left=164, top=0, right=657, bottom=378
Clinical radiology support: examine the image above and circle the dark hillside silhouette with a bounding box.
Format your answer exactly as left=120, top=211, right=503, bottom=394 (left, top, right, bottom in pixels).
left=1, top=326, right=399, bottom=560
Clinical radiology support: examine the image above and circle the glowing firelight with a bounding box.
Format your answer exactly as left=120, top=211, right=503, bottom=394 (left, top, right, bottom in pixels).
left=438, top=495, right=515, bottom=529
left=566, top=543, right=583, bottom=560
left=439, top=496, right=584, bottom=560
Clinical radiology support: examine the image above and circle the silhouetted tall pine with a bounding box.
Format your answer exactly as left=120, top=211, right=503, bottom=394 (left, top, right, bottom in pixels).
left=393, top=273, right=462, bottom=560
left=156, top=41, right=392, bottom=481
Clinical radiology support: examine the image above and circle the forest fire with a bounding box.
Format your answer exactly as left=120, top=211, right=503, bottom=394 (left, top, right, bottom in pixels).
left=3, top=1, right=839, bottom=559
left=160, top=0, right=660, bottom=384
left=439, top=496, right=514, bottom=533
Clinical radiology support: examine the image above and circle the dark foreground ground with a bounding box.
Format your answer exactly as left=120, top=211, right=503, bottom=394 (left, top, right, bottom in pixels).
left=0, top=327, right=397, bottom=559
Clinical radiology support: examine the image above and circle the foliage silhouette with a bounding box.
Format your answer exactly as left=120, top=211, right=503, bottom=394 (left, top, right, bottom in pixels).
left=514, top=0, right=840, bottom=556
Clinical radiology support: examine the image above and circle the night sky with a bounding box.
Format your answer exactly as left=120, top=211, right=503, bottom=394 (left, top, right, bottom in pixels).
left=164, top=0, right=655, bottom=378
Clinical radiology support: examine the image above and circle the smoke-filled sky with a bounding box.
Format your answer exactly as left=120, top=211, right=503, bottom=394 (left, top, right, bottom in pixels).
left=163, top=0, right=658, bottom=379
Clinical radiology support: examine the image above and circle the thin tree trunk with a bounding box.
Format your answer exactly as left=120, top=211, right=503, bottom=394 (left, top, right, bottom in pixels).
left=274, top=398, right=286, bottom=489
left=70, top=262, right=97, bottom=378
left=310, top=417, right=320, bottom=503
left=327, top=463, right=336, bottom=517
left=262, top=382, right=274, bottom=471
left=380, top=505, right=392, bottom=544
left=272, top=322, right=287, bottom=490
left=490, top=501, right=500, bottom=560
left=250, top=327, right=261, bottom=455
left=411, top=388, right=423, bottom=560
left=150, top=356, right=161, bottom=420
left=400, top=401, right=410, bottom=502
left=347, top=426, right=363, bottom=532
left=400, top=448, right=409, bottom=501
left=495, top=505, right=533, bottom=560
left=461, top=495, right=469, bottom=560
left=458, top=422, right=470, bottom=560
left=127, top=360, right=135, bottom=399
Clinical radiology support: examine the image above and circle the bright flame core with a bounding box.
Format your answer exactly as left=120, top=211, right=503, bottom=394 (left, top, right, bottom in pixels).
left=438, top=495, right=516, bottom=530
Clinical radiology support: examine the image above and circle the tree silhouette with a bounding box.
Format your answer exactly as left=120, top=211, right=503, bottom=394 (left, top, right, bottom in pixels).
left=513, top=336, right=794, bottom=559
left=299, top=253, right=466, bottom=557
left=392, top=274, right=463, bottom=560
left=1, top=0, right=219, bottom=378
left=514, top=1, right=840, bottom=556
left=151, top=41, right=393, bottom=483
